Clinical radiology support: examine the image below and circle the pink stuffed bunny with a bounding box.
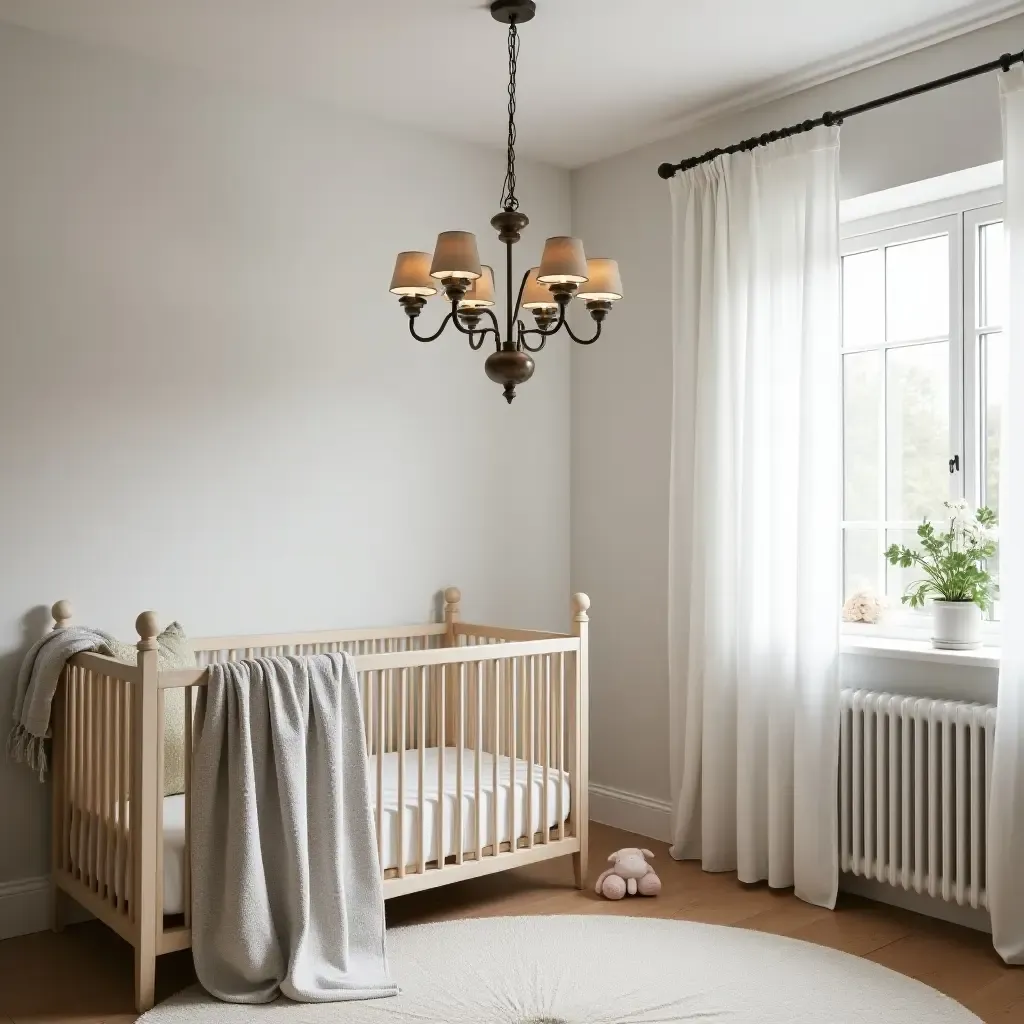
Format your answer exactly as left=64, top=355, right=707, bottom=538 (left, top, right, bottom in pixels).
left=594, top=847, right=662, bottom=900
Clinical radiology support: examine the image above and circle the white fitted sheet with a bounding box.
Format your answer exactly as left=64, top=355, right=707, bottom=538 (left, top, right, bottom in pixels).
left=160, top=748, right=571, bottom=915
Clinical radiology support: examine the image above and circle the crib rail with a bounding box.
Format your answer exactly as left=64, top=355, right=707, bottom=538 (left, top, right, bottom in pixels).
left=191, top=623, right=448, bottom=661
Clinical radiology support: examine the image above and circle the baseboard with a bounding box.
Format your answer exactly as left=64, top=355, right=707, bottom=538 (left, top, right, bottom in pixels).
left=0, top=875, right=95, bottom=940
left=0, top=876, right=50, bottom=940
left=840, top=872, right=992, bottom=933
left=589, top=783, right=673, bottom=843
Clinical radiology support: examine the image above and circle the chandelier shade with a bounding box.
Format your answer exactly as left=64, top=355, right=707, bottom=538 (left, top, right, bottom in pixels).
left=460, top=265, right=496, bottom=308
left=577, top=259, right=624, bottom=302
left=429, top=231, right=482, bottom=281
left=536, top=236, right=589, bottom=284
left=387, top=1, right=620, bottom=402
left=389, top=252, right=438, bottom=297
left=521, top=268, right=558, bottom=310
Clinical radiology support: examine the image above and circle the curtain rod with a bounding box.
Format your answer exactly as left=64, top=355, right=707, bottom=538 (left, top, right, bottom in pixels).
left=657, top=47, right=1024, bottom=179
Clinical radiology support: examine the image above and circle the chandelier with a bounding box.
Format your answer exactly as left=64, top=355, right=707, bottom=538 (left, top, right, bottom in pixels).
left=387, top=0, right=623, bottom=403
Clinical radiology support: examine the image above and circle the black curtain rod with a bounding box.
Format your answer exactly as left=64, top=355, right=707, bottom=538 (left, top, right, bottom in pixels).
left=657, top=47, right=1024, bottom=179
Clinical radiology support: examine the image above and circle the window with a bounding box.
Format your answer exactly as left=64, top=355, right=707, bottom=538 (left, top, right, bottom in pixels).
left=840, top=196, right=1004, bottom=633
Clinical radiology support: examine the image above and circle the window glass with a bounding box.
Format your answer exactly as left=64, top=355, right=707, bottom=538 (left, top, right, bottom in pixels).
left=842, top=249, right=884, bottom=348
left=885, top=235, right=949, bottom=342
left=983, top=331, right=1005, bottom=516
left=843, top=350, right=881, bottom=521
left=884, top=341, right=950, bottom=522
left=980, top=222, right=1005, bottom=329
left=844, top=528, right=880, bottom=601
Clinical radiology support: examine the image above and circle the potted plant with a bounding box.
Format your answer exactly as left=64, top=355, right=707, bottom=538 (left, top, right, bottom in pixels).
left=885, top=501, right=998, bottom=650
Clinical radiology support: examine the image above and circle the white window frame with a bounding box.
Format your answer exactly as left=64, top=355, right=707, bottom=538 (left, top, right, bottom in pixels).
left=840, top=186, right=1003, bottom=644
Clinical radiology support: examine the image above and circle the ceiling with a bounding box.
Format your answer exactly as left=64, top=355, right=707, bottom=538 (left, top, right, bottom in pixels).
left=0, top=0, right=1021, bottom=167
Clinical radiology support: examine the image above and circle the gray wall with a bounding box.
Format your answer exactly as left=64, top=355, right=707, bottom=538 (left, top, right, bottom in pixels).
left=0, top=22, right=571, bottom=887
left=571, top=14, right=1020, bottom=805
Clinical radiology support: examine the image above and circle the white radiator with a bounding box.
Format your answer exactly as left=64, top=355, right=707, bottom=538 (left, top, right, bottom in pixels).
left=839, top=688, right=997, bottom=910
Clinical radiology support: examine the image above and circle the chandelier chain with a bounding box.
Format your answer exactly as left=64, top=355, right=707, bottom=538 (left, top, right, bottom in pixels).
left=500, top=19, right=520, bottom=212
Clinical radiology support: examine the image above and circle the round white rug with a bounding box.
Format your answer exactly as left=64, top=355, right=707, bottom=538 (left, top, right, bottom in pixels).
left=142, top=915, right=980, bottom=1022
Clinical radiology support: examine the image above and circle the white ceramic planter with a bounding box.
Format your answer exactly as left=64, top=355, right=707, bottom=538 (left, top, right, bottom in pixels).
left=931, top=600, right=982, bottom=650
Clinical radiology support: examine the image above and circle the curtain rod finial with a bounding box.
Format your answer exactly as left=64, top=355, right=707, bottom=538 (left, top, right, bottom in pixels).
left=658, top=162, right=676, bottom=180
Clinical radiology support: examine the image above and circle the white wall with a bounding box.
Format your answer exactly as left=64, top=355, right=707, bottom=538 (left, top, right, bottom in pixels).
left=0, top=22, right=571, bottom=889
left=571, top=14, right=1022, bottom=808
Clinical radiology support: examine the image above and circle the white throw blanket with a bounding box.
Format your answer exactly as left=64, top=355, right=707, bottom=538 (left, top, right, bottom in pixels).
left=191, top=652, right=397, bottom=1004
left=8, top=626, right=119, bottom=778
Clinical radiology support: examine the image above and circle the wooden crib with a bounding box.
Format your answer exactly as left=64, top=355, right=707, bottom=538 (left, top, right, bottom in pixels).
left=47, top=588, right=590, bottom=1011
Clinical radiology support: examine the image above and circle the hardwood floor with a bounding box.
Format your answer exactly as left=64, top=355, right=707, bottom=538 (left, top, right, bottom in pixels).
left=2, top=822, right=1022, bottom=1022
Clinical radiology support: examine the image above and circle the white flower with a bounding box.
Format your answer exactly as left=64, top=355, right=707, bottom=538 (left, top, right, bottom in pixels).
left=842, top=589, right=886, bottom=624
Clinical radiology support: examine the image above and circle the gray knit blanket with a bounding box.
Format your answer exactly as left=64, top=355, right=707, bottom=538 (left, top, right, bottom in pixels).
left=8, top=626, right=119, bottom=778
left=190, top=652, right=396, bottom=1004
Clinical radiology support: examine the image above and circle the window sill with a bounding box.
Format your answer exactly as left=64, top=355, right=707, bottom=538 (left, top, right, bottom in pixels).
left=841, top=634, right=1000, bottom=669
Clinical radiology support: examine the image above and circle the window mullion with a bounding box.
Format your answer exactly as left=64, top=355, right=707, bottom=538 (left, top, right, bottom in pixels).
left=962, top=209, right=985, bottom=510
left=949, top=214, right=966, bottom=505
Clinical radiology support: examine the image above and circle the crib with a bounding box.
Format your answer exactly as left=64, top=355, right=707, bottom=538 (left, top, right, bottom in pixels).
left=47, top=588, right=590, bottom=1011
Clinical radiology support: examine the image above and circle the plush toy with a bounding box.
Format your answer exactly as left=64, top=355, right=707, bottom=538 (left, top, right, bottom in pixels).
left=594, top=847, right=662, bottom=900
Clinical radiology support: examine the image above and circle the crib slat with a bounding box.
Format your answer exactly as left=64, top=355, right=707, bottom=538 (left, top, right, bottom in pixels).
left=508, top=658, right=517, bottom=851
left=557, top=653, right=565, bottom=841
left=88, top=674, right=97, bottom=891
left=474, top=661, right=483, bottom=862
left=81, top=670, right=92, bottom=885
left=63, top=670, right=75, bottom=874
left=53, top=678, right=67, bottom=876
left=492, top=659, right=500, bottom=858
left=184, top=685, right=193, bottom=928
left=418, top=667, right=427, bottom=875
left=542, top=655, right=550, bottom=844
left=397, top=669, right=407, bottom=879
left=455, top=663, right=465, bottom=866
left=375, top=672, right=385, bottom=870
left=363, top=673, right=371, bottom=754
left=115, top=679, right=123, bottom=909
left=437, top=666, right=446, bottom=870
left=94, top=673, right=104, bottom=892
left=103, top=674, right=114, bottom=902
left=155, top=689, right=165, bottom=923
left=75, top=668, right=86, bottom=885
left=122, top=680, right=132, bottom=918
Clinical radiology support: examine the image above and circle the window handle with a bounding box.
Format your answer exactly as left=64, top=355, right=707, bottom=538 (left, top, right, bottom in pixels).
left=949, top=454, right=960, bottom=474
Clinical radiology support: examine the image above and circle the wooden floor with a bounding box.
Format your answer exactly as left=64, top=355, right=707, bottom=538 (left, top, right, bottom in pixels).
left=2, top=822, right=1023, bottom=1022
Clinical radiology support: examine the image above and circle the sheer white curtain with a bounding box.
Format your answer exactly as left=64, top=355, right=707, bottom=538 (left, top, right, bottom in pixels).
left=990, top=68, right=1024, bottom=963
left=668, top=128, right=842, bottom=908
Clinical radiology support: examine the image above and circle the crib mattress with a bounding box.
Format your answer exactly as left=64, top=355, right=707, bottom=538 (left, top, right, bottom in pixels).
left=160, top=748, right=571, bottom=914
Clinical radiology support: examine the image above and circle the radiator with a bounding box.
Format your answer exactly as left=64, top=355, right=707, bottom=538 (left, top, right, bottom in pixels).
left=839, top=688, right=997, bottom=909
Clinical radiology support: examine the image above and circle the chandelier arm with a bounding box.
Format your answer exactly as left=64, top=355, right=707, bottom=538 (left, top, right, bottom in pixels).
left=408, top=312, right=456, bottom=343
left=519, top=325, right=547, bottom=353
left=513, top=268, right=532, bottom=316
left=469, top=328, right=499, bottom=352
left=451, top=304, right=503, bottom=340
left=563, top=318, right=604, bottom=346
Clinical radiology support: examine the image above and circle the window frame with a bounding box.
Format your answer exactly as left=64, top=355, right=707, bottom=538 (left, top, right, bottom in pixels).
left=840, top=188, right=1003, bottom=643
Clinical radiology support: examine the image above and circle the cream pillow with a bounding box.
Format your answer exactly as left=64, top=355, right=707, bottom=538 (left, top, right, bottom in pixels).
left=103, top=622, right=195, bottom=797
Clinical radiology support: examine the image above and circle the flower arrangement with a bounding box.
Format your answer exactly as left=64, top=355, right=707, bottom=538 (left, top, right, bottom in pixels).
left=842, top=589, right=886, bottom=624
left=884, top=501, right=998, bottom=610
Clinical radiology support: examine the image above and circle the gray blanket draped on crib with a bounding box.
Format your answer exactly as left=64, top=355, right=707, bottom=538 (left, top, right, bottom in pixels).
left=190, top=652, right=397, bottom=1004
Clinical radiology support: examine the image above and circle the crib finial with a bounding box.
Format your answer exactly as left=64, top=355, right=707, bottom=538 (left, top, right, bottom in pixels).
left=51, top=600, right=73, bottom=630
left=572, top=593, right=590, bottom=623
left=444, top=587, right=462, bottom=625
left=136, top=611, right=160, bottom=651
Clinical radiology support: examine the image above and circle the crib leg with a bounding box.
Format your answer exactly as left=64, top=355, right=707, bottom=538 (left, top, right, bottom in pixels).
left=135, top=946, right=156, bottom=1012
left=573, top=847, right=588, bottom=890
left=50, top=881, right=67, bottom=933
